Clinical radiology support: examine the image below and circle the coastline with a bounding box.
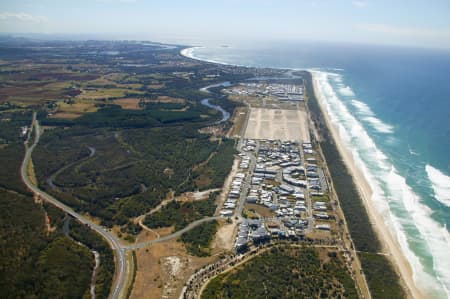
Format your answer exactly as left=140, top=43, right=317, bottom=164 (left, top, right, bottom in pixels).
left=310, top=72, right=424, bottom=299
left=180, top=46, right=424, bottom=298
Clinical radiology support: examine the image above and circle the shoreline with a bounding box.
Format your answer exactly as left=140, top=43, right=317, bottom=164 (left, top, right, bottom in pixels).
left=310, top=72, right=424, bottom=299
left=180, top=46, right=424, bottom=298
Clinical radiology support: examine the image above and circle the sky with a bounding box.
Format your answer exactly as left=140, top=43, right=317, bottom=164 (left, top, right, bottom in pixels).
left=1, top=0, right=450, bottom=49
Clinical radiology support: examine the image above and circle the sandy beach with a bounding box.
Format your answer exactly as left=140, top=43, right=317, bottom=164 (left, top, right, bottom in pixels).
left=311, top=72, right=424, bottom=299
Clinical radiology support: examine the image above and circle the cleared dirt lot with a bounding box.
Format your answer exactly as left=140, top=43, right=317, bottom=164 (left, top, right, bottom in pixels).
left=130, top=240, right=216, bottom=299
left=244, top=108, right=310, bottom=142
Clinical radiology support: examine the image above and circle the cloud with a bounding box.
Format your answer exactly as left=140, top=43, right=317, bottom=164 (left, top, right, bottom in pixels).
left=358, top=23, right=450, bottom=39
left=352, top=1, right=367, bottom=7
left=0, top=12, right=48, bottom=23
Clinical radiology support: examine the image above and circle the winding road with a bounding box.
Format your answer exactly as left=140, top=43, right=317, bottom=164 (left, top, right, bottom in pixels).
left=47, top=146, right=96, bottom=189
left=20, top=79, right=235, bottom=298
left=21, top=112, right=222, bottom=298
left=128, top=216, right=220, bottom=250
left=21, top=113, right=128, bottom=299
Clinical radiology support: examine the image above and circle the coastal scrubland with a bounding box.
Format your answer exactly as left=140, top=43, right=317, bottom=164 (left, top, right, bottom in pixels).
left=33, top=124, right=235, bottom=231
left=144, top=191, right=218, bottom=231
left=144, top=191, right=219, bottom=256
left=202, top=246, right=357, bottom=299
left=302, top=70, right=405, bottom=298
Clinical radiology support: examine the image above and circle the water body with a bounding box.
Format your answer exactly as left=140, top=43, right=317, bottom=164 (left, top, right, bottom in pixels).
left=185, top=42, right=450, bottom=298
left=200, top=82, right=232, bottom=124
left=200, top=98, right=230, bottom=124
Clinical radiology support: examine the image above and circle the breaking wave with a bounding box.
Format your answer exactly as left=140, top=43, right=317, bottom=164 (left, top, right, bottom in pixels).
left=426, top=165, right=450, bottom=208
left=338, top=85, right=355, bottom=96
left=362, top=116, right=394, bottom=134
left=351, top=99, right=374, bottom=116
left=180, top=46, right=243, bottom=67
left=313, top=70, right=450, bottom=298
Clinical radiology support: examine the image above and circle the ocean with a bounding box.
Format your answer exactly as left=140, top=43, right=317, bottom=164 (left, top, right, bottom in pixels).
left=183, top=42, right=450, bottom=298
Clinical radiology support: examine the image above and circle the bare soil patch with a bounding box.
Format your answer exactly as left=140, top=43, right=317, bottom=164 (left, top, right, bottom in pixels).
left=245, top=203, right=276, bottom=218
left=228, top=107, right=248, bottom=137
left=244, top=107, right=310, bottom=142
left=147, top=84, right=165, bottom=90
left=212, top=219, right=237, bottom=251
left=131, top=239, right=216, bottom=299
left=152, top=96, right=186, bottom=104
left=49, top=112, right=82, bottom=119
left=114, top=98, right=142, bottom=110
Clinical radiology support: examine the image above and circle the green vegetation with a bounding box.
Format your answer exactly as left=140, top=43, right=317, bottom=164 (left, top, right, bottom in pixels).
left=302, top=70, right=405, bottom=298
left=0, top=189, right=93, bottom=299
left=202, top=246, right=357, bottom=299
left=194, top=139, right=236, bottom=190
left=143, top=191, right=217, bottom=230
left=69, top=220, right=114, bottom=299
left=34, top=236, right=93, bottom=299
left=0, top=110, right=32, bottom=143
left=126, top=251, right=138, bottom=299
left=0, top=37, right=266, bottom=298
left=41, top=104, right=204, bottom=128
left=180, top=220, right=218, bottom=257
left=146, top=101, right=187, bottom=110
left=359, top=252, right=405, bottom=298
left=0, top=111, right=32, bottom=195
left=33, top=125, right=229, bottom=227
left=0, top=142, right=28, bottom=194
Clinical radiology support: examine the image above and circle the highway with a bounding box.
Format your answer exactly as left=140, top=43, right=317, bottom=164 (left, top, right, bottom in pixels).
left=20, top=113, right=128, bottom=299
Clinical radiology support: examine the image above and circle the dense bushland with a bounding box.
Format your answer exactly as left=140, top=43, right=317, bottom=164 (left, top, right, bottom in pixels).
left=202, top=246, right=357, bottom=299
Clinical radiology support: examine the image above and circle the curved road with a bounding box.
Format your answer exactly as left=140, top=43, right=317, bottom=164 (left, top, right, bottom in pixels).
left=21, top=113, right=224, bottom=298
left=128, top=216, right=220, bottom=250
left=47, top=146, right=96, bottom=189
left=21, top=113, right=127, bottom=299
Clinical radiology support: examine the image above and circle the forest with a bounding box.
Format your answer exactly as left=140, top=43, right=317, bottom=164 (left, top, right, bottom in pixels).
left=0, top=108, right=113, bottom=298
left=0, top=189, right=94, bottom=299
left=33, top=123, right=234, bottom=229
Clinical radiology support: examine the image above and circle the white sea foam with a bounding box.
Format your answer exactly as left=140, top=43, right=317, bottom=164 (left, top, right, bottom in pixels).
left=426, top=165, right=450, bottom=208
left=350, top=99, right=394, bottom=134
left=313, top=70, right=450, bottom=298
left=339, top=85, right=355, bottom=96
left=351, top=99, right=374, bottom=116
left=180, top=46, right=241, bottom=67
left=362, top=116, right=394, bottom=134
left=180, top=47, right=199, bottom=59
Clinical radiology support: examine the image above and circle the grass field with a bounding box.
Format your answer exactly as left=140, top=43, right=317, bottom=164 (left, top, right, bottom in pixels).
left=52, top=99, right=99, bottom=118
